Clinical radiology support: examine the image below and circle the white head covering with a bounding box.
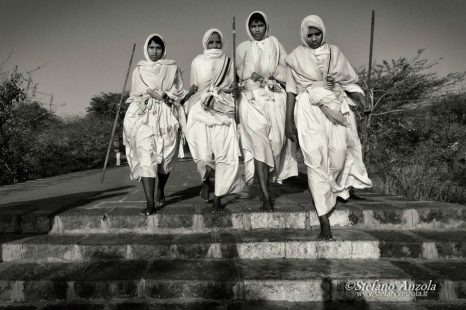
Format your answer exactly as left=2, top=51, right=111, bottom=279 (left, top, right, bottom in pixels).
left=202, top=28, right=224, bottom=50
left=143, top=33, right=167, bottom=62
left=202, top=28, right=225, bottom=58
left=300, top=15, right=326, bottom=47
left=246, top=10, right=269, bottom=41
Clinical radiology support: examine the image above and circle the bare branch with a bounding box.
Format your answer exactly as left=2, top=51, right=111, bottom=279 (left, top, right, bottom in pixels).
left=27, top=63, right=47, bottom=74
left=372, top=109, right=406, bottom=116
left=0, top=50, right=13, bottom=68
left=26, top=112, right=50, bottom=122
left=2, top=162, right=12, bottom=173
left=373, top=92, right=390, bottom=110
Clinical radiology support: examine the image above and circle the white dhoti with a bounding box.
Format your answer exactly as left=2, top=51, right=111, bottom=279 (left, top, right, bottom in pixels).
left=239, top=86, right=298, bottom=184
left=122, top=34, right=187, bottom=182
left=235, top=20, right=299, bottom=186
left=295, top=91, right=372, bottom=216
left=285, top=17, right=373, bottom=216
left=186, top=104, right=243, bottom=196
left=123, top=99, right=181, bottom=180
left=185, top=29, right=245, bottom=197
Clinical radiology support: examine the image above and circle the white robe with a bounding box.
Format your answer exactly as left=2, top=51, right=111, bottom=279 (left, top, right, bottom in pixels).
left=185, top=34, right=244, bottom=196
left=236, top=35, right=298, bottom=185
left=286, top=40, right=372, bottom=216
left=123, top=35, right=187, bottom=180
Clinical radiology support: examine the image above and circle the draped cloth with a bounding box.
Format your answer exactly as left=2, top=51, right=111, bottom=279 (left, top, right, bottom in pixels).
left=185, top=28, right=244, bottom=196
left=236, top=11, right=298, bottom=185
left=285, top=15, right=372, bottom=216
left=123, top=33, right=188, bottom=180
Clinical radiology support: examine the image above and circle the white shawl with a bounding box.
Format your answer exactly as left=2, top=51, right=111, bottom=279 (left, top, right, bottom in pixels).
left=127, top=33, right=186, bottom=104
left=186, top=28, right=234, bottom=124
left=286, top=15, right=364, bottom=113
left=236, top=11, right=287, bottom=83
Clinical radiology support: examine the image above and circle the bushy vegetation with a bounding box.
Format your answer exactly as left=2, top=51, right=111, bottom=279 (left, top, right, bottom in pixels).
left=0, top=67, right=125, bottom=185
left=355, top=50, right=466, bottom=203
left=361, top=93, right=466, bottom=202
left=86, top=91, right=129, bottom=121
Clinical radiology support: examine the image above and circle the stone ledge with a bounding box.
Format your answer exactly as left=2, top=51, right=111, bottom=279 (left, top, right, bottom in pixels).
left=3, top=230, right=466, bottom=262
left=49, top=205, right=466, bottom=235
left=0, top=259, right=464, bottom=302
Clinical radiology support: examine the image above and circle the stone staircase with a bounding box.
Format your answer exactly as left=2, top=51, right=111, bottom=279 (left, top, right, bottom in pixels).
left=0, top=163, right=466, bottom=309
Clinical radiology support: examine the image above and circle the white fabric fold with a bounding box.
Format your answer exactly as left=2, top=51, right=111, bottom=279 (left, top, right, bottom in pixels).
left=236, top=35, right=286, bottom=83
left=123, top=33, right=187, bottom=180
left=285, top=43, right=362, bottom=115
left=236, top=11, right=298, bottom=184
left=185, top=28, right=244, bottom=196
left=285, top=15, right=372, bottom=216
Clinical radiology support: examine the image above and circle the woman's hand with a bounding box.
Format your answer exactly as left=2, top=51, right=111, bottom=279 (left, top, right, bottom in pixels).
left=188, top=84, right=198, bottom=96
left=147, top=88, right=164, bottom=101
left=285, top=118, right=298, bottom=144
left=229, top=83, right=242, bottom=100
left=358, top=95, right=372, bottom=115
left=231, top=84, right=241, bottom=100
left=180, top=84, right=198, bottom=106
left=348, top=92, right=371, bottom=115
left=251, top=72, right=264, bottom=82
left=320, top=105, right=348, bottom=126
left=164, top=96, right=175, bottom=107
left=325, top=75, right=335, bottom=90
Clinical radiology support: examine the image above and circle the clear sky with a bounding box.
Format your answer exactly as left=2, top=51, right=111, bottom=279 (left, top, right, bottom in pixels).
left=1, top=0, right=465, bottom=116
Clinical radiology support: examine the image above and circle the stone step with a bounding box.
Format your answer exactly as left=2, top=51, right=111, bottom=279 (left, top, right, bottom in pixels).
left=1, top=300, right=466, bottom=310
left=0, top=210, right=51, bottom=234
left=0, top=258, right=464, bottom=303
left=49, top=200, right=466, bottom=235
left=0, top=234, right=41, bottom=263
left=2, top=229, right=466, bottom=262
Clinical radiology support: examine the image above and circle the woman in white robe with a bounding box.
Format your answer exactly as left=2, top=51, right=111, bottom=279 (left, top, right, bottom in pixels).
left=185, top=28, right=244, bottom=212
left=285, top=15, right=372, bottom=240
left=236, top=11, right=298, bottom=211
left=123, top=34, right=195, bottom=215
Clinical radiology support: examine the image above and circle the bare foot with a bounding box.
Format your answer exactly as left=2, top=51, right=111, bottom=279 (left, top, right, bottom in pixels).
left=140, top=202, right=156, bottom=216
left=200, top=180, right=210, bottom=203
left=155, top=190, right=166, bottom=208
left=259, top=199, right=274, bottom=212
left=317, top=214, right=334, bottom=240
left=212, top=196, right=224, bottom=214
left=259, top=191, right=275, bottom=206
left=316, top=232, right=335, bottom=241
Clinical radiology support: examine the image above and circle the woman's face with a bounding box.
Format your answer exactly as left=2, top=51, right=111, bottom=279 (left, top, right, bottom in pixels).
left=249, top=20, right=266, bottom=41
left=306, top=27, right=323, bottom=49
left=147, top=41, right=164, bottom=61
left=207, top=32, right=222, bottom=49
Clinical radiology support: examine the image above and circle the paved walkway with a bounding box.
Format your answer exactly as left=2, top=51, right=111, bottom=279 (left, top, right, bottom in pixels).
left=1, top=158, right=465, bottom=235
left=0, top=157, right=312, bottom=216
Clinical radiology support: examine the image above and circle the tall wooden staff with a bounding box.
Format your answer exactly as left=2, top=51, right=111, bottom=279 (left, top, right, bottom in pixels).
left=233, top=16, right=240, bottom=124
left=101, top=43, right=136, bottom=183
left=367, top=10, right=375, bottom=101
left=362, top=10, right=375, bottom=152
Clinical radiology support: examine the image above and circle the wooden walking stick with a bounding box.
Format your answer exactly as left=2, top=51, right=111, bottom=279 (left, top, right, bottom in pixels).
left=233, top=16, right=240, bottom=124
left=101, top=43, right=136, bottom=183
left=362, top=10, right=375, bottom=151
